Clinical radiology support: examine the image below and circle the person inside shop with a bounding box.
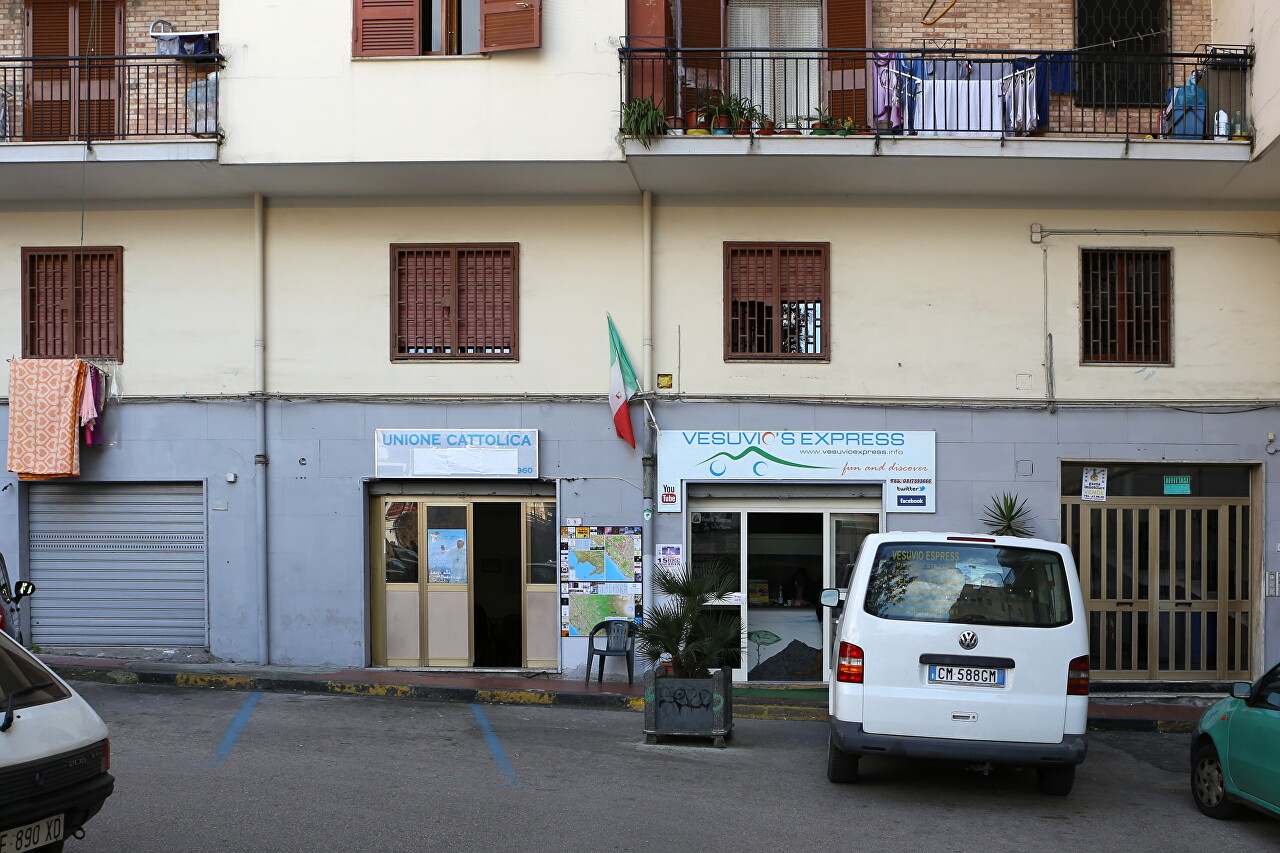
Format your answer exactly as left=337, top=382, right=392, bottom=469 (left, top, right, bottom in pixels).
left=783, top=568, right=821, bottom=618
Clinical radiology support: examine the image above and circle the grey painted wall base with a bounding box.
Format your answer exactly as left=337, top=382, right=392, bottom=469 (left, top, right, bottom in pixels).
left=2, top=399, right=1277, bottom=670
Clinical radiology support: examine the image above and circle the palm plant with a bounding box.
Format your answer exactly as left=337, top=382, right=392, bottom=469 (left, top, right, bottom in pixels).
left=981, top=492, right=1036, bottom=537
left=636, top=563, right=742, bottom=679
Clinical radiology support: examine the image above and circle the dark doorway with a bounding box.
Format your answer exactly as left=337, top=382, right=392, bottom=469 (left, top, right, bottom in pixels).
left=472, top=502, right=523, bottom=667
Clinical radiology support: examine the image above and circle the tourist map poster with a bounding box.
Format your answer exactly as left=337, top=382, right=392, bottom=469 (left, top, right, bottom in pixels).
left=560, top=526, right=643, bottom=636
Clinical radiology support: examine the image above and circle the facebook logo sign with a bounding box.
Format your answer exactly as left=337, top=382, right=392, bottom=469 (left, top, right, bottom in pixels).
left=897, top=496, right=926, bottom=507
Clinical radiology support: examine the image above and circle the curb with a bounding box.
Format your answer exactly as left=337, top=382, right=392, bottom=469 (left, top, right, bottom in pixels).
left=51, top=665, right=645, bottom=713
left=50, top=664, right=1197, bottom=732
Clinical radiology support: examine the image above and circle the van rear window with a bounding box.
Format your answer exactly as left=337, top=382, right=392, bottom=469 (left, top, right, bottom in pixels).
left=862, top=542, right=1073, bottom=627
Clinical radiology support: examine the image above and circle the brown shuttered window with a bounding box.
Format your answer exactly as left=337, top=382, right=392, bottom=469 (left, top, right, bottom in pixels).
left=392, top=243, right=518, bottom=360
left=724, top=242, right=829, bottom=360
left=22, top=247, right=123, bottom=360
left=1080, top=249, right=1171, bottom=365
left=354, top=0, right=540, bottom=56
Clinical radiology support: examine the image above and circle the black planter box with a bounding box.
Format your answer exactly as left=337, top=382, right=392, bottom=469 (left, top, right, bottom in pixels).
left=643, top=667, right=734, bottom=746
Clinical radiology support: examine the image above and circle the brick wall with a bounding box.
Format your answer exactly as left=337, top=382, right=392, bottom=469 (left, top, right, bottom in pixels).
left=872, top=0, right=1209, bottom=53
left=0, top=1, right=218, bottom=58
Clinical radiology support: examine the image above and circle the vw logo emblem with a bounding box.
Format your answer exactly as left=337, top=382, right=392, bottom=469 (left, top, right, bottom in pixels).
left=958, top=631, right=979, bottom=650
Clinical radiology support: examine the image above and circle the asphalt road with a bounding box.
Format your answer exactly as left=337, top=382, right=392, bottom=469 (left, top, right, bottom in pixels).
left=47, top=682, right=1280, bottom=853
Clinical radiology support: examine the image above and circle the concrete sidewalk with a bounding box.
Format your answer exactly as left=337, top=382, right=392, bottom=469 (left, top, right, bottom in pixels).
left=40, top=653, right=1213, bottom=732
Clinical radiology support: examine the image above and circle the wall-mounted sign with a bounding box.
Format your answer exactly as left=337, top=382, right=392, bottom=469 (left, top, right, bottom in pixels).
left=1163, top=475, right=1191, bottom=496
left=656, top=430, right=936, bottom=513
left=1082, top=467, right=1108, bottom=502
left=374, top=429, right=538, bottom=479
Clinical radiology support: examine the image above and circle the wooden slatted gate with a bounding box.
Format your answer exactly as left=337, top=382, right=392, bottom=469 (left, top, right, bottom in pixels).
left=1062, top=497, right=1252, bottom=681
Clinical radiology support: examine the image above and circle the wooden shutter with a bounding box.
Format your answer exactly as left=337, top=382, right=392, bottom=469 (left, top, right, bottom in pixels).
left=677, top=0, right=723, bottom=116
left=76, top=0, right=121, bottom=138
left=23, top=247, right=122, bottom=360
left=354, top=0, right=421, bottom=57
left=824, top=0, right=870, bottom=126
left=25, top=0, right=73, bottom=140
left=393, top=244, right=518, bottom=360
left=480, top=0, right=541, bottom=52
left=724, top=242, right=828, bottom=360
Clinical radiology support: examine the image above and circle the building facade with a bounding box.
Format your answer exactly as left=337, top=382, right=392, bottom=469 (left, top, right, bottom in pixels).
left=1, top=0, right=1278, bottom=685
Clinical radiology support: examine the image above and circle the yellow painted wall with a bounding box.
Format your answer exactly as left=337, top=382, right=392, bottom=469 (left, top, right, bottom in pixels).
left=218, top=0, right=625, bottom=165
left=0, top=207, right=257, bottom=396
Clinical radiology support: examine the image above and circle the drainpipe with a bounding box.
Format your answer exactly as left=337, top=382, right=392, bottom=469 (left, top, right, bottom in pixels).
left=253, top=194, right=270, bottom=664
left=640, top=190, right=655, bottom=615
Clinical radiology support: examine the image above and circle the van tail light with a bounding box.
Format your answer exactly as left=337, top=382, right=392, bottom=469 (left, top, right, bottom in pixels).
left=836, top=642, right=864, bottom=684
left=1067, top=655, right=1090, bottom=695
left=102, top=739, right=111, bottom=772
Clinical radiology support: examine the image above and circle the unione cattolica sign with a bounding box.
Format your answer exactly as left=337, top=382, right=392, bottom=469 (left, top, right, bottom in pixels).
left=374, top=429, right=539, bottom=478
left=656, top=429, right=936, bottom=513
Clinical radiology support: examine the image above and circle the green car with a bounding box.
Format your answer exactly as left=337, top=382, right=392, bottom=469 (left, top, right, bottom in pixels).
left=1191, top=660, right=1280, bottom=820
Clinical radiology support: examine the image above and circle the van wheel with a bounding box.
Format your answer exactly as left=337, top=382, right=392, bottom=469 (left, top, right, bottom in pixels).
left=1036, top=765, right=1075, bottom=796
left=827, top=736, right=859, bottom=783
left=1192, top=743, right=1243, bottom=819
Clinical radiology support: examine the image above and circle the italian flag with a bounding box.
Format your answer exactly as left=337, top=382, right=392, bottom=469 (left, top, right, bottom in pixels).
left=608, top=314, right=639, bottom=448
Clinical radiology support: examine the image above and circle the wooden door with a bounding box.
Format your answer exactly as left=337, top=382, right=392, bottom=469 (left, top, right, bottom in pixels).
left=25, top=0, right=122, bottom=141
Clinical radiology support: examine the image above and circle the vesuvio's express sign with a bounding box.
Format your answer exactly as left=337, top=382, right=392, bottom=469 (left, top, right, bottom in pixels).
left=656, top=430, right=935, bottom=513
left=374, top=429, right=538, bottom=478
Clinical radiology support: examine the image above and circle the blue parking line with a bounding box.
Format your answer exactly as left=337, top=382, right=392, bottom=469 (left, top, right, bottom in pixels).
left=211, top=692, right=263, bottom=768
left=470, top=703, right=521, bottom=788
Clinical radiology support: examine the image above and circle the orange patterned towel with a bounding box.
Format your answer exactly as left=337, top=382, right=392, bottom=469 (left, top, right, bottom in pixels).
left=6, top=358, right=87, bottom=480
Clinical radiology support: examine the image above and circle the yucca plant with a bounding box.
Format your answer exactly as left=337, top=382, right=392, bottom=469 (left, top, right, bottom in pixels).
left=620, top=95, right=670, bottom=149
left=636, top=563, right=742, bottom=679
left=981, top=491, right=1036, bottom=537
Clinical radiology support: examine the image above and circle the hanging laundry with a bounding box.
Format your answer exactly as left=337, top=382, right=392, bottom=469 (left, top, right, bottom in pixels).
left=6, top=358, right=87, bottom=480
left=873, top=52, right=904, bottom=128
left=81, top=365, right=107, bottom=447
left=1003, top=65, right=1038, bottom=133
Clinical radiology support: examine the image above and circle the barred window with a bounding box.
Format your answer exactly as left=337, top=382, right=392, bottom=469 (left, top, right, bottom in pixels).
left=22, top=247, right=123, bottom=360
left=391, top=243, right=518, bottom=361
left=724, top=242, right=829, bottom=360
left=1080, top=249, right=1171, bottom=365
left=1075, top=0, right=1170, bottom=107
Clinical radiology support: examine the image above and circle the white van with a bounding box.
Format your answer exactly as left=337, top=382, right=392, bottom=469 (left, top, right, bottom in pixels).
left=823, top=532, right=1089, bottom=795
left=0, top=630, right=114, bottom=851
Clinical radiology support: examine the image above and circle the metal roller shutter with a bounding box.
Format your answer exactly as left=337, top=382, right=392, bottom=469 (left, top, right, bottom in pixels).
left=27, top=483, right=208, bottom=647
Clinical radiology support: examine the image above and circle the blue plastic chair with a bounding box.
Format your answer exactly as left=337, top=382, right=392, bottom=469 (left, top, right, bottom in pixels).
left=584, top=619, right=637, bottom=686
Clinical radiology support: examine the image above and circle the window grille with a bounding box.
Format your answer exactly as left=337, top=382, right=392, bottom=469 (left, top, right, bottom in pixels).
left=22, top=247, right=122, bottom=360
left=725, top=242, right=828, bottom=360
left=1075, top=0, right=1170, bottom=107
left=392, top=243, right=518, bottom=360
left=1080, top=249, right=1171, bottom=365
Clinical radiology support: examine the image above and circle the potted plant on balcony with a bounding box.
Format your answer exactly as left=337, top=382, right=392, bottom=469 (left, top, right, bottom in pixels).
left=638, top=562, right=742, bottom=747
left=621, top=95, right=670, bottom=149
left=809, top=103, right=835, bottom=135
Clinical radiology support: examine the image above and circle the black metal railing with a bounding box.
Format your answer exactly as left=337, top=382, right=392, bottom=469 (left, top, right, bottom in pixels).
left=620, top=43, right=1251, bottom=141
left=0, top=54, right=223, bottom=143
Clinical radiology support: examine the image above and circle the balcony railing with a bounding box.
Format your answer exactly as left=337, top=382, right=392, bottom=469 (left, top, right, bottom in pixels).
left=620, top=44, right=1252, bottom=142
left=0, top=54, right=222, bottom=143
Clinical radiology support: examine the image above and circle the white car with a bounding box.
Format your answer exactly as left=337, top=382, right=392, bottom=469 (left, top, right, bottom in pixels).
left=0, top=629, right=114, bottom=851
left=823, top=532, right=1089, bottom=795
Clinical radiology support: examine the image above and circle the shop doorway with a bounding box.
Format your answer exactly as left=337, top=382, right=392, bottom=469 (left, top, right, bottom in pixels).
left=371, top=496, right=558, bottom=669
left=688, top=500, right=880, bottom=682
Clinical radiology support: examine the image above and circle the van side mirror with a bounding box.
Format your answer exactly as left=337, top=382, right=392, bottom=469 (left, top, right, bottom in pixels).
left=1230, top=681, right=1253, bottom=700
left=12, top=580, right=34, bottom=602
left=819, top=588, right=842, bottom=607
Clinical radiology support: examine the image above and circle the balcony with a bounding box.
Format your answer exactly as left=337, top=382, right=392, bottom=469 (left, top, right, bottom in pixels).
left=0, top=54, right=221, bottom=162
left=617, top=43, right=1257, bottom=202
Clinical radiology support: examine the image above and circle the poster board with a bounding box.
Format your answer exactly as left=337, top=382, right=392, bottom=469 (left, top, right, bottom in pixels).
left=560, top=526, right=643, bottom=636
